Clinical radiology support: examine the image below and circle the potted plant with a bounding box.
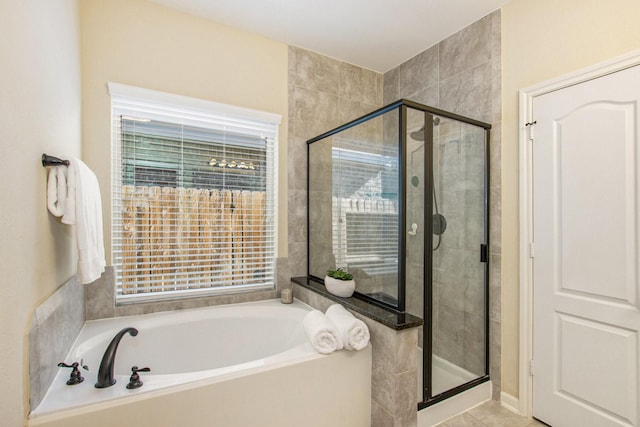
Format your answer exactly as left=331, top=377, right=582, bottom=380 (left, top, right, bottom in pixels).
left=324, top=268, right=356, bottom=297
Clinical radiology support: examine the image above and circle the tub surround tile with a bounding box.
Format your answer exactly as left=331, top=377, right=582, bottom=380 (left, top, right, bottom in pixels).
left=84, top=262, right=288, bottom=320
left=85, top=266, right=116, bottom=319
left=29, top=275, right=85, bottom=411
left=372, top=400, right=395, bottom=427
left=276, top=257, right=292, bottom=292
left=293, top=278, right=419, bottom=427
left=367, top=322, right=417, bottom=409
left=396, top=369, right=419, bottom=419
left=371, top=367, right=396, bottom=417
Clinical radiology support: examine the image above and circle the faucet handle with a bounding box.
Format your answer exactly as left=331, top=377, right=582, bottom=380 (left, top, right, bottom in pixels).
left=126, top=366, right=151, bottom=389
left=57, top=360, right=88, bottom=385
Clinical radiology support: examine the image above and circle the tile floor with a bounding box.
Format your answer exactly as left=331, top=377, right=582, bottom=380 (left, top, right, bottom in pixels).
left=435, top=400, right=548, bottom=426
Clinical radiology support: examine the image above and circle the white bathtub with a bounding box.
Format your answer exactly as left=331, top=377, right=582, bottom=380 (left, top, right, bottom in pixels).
left=30, top=299, right=371, bottom=427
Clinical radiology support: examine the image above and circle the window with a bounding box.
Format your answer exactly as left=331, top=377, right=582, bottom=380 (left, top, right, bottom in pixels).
left=109, top=83, right=280, bottom=303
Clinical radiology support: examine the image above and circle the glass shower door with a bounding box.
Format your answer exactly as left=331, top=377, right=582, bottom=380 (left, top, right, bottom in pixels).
left=430, top=116, right=488, bottom=397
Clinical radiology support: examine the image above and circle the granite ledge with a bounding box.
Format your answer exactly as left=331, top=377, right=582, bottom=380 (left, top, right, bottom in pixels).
left=291, top=277, right=423, bottom=331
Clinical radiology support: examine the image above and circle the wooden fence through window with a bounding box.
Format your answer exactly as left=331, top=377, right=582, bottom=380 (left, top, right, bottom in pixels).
left=120, top=185, right=267, bottom=294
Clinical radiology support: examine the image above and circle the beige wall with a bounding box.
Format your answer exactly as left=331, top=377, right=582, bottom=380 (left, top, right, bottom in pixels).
left=80, top=0, right=289, bottom=263
left=501, top=0, right=640, bottom=398
left=0, top=0, right=82, bottom=424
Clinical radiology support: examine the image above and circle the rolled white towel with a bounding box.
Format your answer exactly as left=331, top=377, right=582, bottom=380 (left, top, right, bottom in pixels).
left=303, top=310, right=343, bottom=354
left=47, top=166, right=67, bottom=217
left=326, top=304, right=370, bottom=351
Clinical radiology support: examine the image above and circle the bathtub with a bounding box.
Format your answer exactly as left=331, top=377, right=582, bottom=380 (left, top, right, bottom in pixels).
left=29, top=299, right=371, bottom=427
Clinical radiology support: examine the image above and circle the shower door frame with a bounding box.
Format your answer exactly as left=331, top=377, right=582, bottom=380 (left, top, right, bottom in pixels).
left=418, top=101, right=492, bottom=408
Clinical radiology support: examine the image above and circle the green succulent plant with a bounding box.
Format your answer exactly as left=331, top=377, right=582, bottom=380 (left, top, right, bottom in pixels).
left=326, top=268, right=353, bottom=281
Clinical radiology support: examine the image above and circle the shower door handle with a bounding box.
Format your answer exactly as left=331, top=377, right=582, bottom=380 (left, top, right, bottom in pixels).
left=480, top=244, right=488, bottom=263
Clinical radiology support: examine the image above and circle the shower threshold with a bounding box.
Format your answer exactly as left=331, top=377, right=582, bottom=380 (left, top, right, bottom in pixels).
left=417, top=349, right=492, bottom=426
left=417, top=380, right=491, bottom=426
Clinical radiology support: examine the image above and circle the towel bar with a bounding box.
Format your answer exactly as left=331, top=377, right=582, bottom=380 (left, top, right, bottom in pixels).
left=42, top=154, right=70, bottom=167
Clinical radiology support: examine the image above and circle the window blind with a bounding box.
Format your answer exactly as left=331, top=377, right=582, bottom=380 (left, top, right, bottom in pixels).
left=109, top=83, right=280, bottom=303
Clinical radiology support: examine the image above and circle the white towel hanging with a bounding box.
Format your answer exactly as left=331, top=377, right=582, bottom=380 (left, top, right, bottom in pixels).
left=63, top=158, right=106, bottom=284
left=47, top=166, right=67, bottom=217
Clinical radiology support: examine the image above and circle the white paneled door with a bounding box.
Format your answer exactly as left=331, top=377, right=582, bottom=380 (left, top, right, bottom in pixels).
left=532, top=65, right=640, bottom=427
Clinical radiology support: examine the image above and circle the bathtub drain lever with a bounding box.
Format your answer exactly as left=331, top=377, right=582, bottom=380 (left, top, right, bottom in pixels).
left=126, top=366, right=151, bottom=389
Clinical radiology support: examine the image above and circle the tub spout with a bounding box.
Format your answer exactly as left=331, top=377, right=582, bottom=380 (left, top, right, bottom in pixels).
left=95, top=327, right=138, bottom=388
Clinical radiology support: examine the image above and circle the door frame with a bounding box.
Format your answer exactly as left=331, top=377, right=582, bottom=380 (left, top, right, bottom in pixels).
left=518, top=48, right=640, bottom=417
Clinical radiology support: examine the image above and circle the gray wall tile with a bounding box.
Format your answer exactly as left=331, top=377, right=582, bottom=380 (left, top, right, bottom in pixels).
left=29, top=276, right=84, bottom=410
left=295, top=48, right=340, bottom=94
left=399, top=45, right=439, bottom=97
left=439, top=61, right=493, bottom=123
left=439, top=14, right=492, bottom=80
left=293, top=87, right=340, bottom=139
left=288, top=46, right=383, bottom=297
left=383, top=11, right=501, bottom=397
left=293, top=281, right=418, bottom=426
left=383, top=66, right=400, bottom=104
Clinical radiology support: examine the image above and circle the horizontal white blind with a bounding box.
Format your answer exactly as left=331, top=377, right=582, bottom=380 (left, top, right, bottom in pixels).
left=331, top=139, right=399, bottom=277
left=109, top=83, right=279, bottom=303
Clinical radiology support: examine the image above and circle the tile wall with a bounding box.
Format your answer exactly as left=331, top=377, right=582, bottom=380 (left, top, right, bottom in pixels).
left=84, top=266, right=280, bottom=319
left=383, top=11, right=502, bottom=398
left=29, top=276, right=84, bottom=410
left=292, top=282, right=418, bottom=427
left=282, top=46, right=384, bottom=284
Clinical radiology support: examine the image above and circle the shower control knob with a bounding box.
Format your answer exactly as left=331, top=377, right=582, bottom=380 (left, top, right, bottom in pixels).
left=126, top=366, right=151, bottom=389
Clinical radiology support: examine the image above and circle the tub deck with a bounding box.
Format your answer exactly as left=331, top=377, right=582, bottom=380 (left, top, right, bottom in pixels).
left=30, top=299, right=372, bottom=427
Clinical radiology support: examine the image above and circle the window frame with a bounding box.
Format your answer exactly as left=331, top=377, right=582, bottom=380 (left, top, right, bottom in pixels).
left=108, top=83, right=280, bottom=304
